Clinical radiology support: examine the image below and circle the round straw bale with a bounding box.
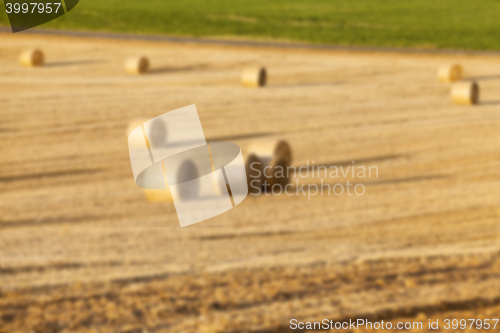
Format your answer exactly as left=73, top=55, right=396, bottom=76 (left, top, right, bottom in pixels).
left=437, top=64, right=463, bottom=83
left=127, top=118, right=148, bottom=148
left=127, top=118, right=148, bottom=136
left=247, top=140, right=292, bottom=191
left=147, top=118, right=168, bottom=147
left=248, top=140, right=292, bottom=165
left=241, top=67, right=267, bottom=87
left=19, top=49, right=44, bottom=67
left=127, top=117, right=168, bottom=148
left=125, top=56, right=150, bottom=75
left=245, top=153, right=263, bottom=194
left=175, top=160, right=200, bottom=200
left=451, top=81, right=479, bottom=105
left=143, top=189, right=173, bottom=202
left=143, top=159, right=200, bottom=202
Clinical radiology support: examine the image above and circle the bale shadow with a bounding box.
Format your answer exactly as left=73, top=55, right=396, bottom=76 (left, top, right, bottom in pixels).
left=297, top=154, right=408, bottom=170
left=270, top=81, right=344, bottom=88
left=207, top=131, right=279, bottom=142
left=149, top=64, right=210, bottom=74
left=480, top=100, right=500, bottom=106
left=45, top=60, right=105, bottom=67
left=466, top=75, right=500, bottom=81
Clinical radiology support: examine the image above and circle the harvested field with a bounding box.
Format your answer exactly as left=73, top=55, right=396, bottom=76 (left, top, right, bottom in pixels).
left=1, top=32, right=500, bottom=332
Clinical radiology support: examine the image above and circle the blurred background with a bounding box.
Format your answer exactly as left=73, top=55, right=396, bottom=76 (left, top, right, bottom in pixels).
left=1, top=1, right=500, bottom=332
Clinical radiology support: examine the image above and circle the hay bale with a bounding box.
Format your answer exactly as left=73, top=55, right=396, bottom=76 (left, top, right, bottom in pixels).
left=438, top=64, right=463, bottom=83
left=19, top=49, right=44, bottom=67
left=146, top=118, right=168, bottom=148
left=451, top=81, right=479, bottom=105
left=211, top=163, right=251, bottom=200
left=127, top=118, right=148, bottom=136
left=245, top=153, right=263, bottom=194
left=127, top=118, right=148, bottom=149
left=144, top=188, right=173, bottom=202
left=174, top=160, right=200, bottom=200
left=128, top=118, right=172, bottom=202
left=127, top=117, right=168, bottom=148
left=133, top=150, right=190, bottom=203
left=125, top=56, right=150, bottom=75
left=241, top=67, right=267, bottom=87
left=247, top=140, right=292, bottom=190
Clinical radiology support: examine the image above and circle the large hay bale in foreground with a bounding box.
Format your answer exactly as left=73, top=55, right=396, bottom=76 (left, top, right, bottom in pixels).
left=241, top=67, right=267, bottom=87
left=19, top=49, right=44, bottom=67
left=143, top=189, right=173, bottom=202
left=125, top=56, right=150, bottom=75
left=127, top=118, right=172, bottom=202
left=127, top=117, right=168, bottom=148
left=451, top=81, right=479, bottom=105
left=247, top=139, right=292, bottom=191
left=245, top=153, right=264, bottom=195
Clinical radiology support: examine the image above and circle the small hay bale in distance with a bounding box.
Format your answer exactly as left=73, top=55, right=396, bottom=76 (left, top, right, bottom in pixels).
left=125, top=56, right=150, bottom=75
left=241, top=67, right=267, bottom=87
left=451, top=81, right=479, bottom=105
left=19, top=49, right=44, bottom=67
left=438, top=64, right=463, bottom=83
